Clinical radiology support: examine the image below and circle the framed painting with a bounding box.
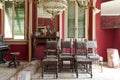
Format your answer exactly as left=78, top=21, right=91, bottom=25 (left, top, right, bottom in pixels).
left=37, top=7, right=52, bottom=18
left=36, top=26, right=47, bottom=36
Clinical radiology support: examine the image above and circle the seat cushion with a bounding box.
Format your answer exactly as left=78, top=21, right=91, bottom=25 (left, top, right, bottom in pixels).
left=76, top=57, right=91, bottom=63
left=43, top=58, right=58, bottom=62
left=88, top=55, right=100, bottom=60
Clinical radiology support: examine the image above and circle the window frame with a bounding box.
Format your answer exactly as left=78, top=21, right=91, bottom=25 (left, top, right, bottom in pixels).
left=1, top=0, right=28, bottom=44
left=64, top=0, right=89, bottom=40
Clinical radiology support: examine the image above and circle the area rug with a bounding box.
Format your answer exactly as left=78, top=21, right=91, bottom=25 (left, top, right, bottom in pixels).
left=32, top=63, right=120, bottom=80
left=0, top=62, right=27, bottom=80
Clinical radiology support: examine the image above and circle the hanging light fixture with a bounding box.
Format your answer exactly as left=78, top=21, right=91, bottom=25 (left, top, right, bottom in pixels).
left=36, top=0, right=68, bottom=19
left=76, top=0, right=92, bottom=10
left=43, top=0, right=67, bottom=14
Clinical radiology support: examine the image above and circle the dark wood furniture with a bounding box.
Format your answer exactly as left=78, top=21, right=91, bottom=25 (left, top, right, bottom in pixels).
left=32, top=32, right=59, bottom=59
left=8, top=52, right=20, bottom=68
left=0, top=45, right=9, bottom=63
left=41, top=40, right=59, bottom=78
left=0, top=35, right=10, bottom=63
left=74, top=40, right=92, bottom=78
left=59, top=39, right=74, bottom=72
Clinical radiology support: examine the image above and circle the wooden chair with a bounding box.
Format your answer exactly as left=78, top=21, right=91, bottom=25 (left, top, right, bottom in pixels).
left=59, top=39, right=74, bottom=72
left=87, top=40, right=103, bottom=72
left=41, top=40, right=59, bottom=78
left=74, top=39, right=92, bottom=78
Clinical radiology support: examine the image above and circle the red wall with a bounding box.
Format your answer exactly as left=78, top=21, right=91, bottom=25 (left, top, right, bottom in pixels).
left=5, top=45, right=28, bottom=61
left=0, top=9, right=29, bottom=61
left=114, top=29, right=120, bottom=54
left=33, top=0, right=117, bottom=61
left=2, top=0, right=120, bottom=62
left=96, top=0, right=120, bottom=61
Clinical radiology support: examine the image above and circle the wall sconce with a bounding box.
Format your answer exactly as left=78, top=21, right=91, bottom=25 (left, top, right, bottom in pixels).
left=76, top=0, right=92, bottom=10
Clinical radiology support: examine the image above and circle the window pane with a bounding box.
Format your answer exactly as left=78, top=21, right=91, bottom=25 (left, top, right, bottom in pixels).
left=68, top=1, right=75, bottom=38
left=4, top=1, right=25, bottom=40
left=4, top=1, right=12, bottom=38
left=78, top=9, right=85, bottom=38
left=14, top=3, right=24, bottom=39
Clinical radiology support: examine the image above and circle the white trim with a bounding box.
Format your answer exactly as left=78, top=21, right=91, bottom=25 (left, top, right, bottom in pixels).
left=2, top=0, right=27, bottom=41
left=59, top=13, right=62, bottom=39
left=92, top=0, right=97, bottom=40
left=28, top=0, right=32, bottom=61
left=64, top=9, right=68, bottom=39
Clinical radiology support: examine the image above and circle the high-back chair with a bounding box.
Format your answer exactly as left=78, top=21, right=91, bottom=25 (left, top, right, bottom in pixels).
left=87, top=40, right=103, bottom=72
left=74, top=39, right=92, bottom=78
left=59, top=39, right=74, bottom=72
left=41, top=40, right=59, bottom=78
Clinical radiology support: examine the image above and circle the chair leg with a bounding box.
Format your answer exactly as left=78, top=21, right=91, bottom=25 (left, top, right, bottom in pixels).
left=8, top=56, right=17, bottom=68
left=70, top=61, right=74, bottom=72
left=75, top=62, right=78, bottom=78
left=56, top=68, right=58, bottom=78
left=89, top=63, right=92, bottom=78
left=17, top=60, right=20, bottom=65
left=8, top=60, right=12, bottom=67
left=99, top=61, right=103, bottom=72
left=41, top=64, right=44, bottom=78
left=13, top=60, right=17, bottom=68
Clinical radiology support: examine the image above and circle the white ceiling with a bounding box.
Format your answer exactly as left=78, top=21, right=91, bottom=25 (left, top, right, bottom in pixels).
left=101, top=0, right=120, bottom=16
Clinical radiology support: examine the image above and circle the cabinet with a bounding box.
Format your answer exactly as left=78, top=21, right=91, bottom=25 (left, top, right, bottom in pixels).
left=32, top=32, right=59, bottom=59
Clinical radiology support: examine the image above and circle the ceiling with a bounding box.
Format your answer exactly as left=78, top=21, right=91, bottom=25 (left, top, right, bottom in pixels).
left=101, top=0, right=120, bottom=16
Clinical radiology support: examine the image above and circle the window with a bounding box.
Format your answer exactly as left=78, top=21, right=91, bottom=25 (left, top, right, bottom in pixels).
left=68, top=1, right=75, bottom=38
left=64, top=1, right=88, bottom=39
left=3, top=0, right=27, bottom=42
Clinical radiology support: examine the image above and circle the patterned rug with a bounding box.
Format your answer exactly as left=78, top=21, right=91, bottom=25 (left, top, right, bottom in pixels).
left=32, top=63, right=120, bottom=80
left=0, top=61, right=27, bottom=80
left=1, top=62, right=120, bottom=80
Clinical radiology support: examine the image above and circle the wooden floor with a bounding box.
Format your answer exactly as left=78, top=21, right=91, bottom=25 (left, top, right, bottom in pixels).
left=32, top=63, right=120, bottom=80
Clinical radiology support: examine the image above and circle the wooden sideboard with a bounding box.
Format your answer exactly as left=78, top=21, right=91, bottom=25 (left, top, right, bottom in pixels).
left=32, top=33, right=59, bottom=59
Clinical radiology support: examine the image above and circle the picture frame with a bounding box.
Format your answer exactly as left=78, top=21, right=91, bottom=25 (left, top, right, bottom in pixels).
left=36, top=26, right=47, bottom=36
left=37, top=7, right=52, bottom=18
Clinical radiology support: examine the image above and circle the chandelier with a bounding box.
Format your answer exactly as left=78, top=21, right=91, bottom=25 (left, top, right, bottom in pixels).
left=36, top=0, right=94, bottom=18
left=44, top=0, right=67, bottom=15
left=36, top=0, right=68, bottom=19
left=76, top=0, right=92, bottom=10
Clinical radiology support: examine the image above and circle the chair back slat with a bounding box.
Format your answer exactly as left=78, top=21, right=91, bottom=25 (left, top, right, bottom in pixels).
left=45, top=40, right=58, bottom=58
left=61, top=39, right=72, bottom=54
left=74, top=40, right=87, bottom=57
